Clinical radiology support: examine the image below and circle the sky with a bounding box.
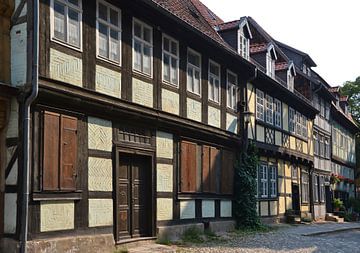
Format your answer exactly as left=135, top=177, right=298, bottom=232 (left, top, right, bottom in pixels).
left=201, top=0, right=360, bottom=86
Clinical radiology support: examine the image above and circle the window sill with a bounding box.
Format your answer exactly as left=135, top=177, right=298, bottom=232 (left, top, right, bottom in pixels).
left=177, top=192, right=233, bottom=200
left=32, top=191, right=83, bottom=201
left=50, top=37, right=83, bottom=53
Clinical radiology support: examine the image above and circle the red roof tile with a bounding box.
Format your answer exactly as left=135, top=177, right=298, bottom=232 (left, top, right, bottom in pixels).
left=275, top=62, right=288, bottom=71
left=217, top=20, right=241, bottom=31
left=250, top=43, right=267, bottom=54
left=190, top=0, right=224, bottom=27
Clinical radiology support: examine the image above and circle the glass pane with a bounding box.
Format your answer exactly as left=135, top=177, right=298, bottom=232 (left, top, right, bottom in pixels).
left=143, top=26, right=152, bottom=43
left=68, top=9, right=80, bottom=47
left=134, top=22, right=142, bottom=38
left=209, top=77, right=214, bottom=100
left=98, top=23, right=108, bottom=58
left=163, top=37, right=170, bottom=52
left=194, top=70, right=200, bottom=94
left=54, top=2, right=65, bottom=41
left=210, top=63, right=219, bottom=76
left=215, top=79, right=220, bottom=102
left=170, top=58, right=178, bottom=84
left=110, top=9, right=119, bottom=26
left=110, top=29, right=120, bottom=62
left=68, top=0, right=79, bottom=6
left=143, top=45, right=151, bottom=74
left=188, top=52, right=199, bottom=67
left=163, top=54, right=170, bottom=82
left=98, top=3, right=107, bottom=21
left=171, top=41, right=177, bottom=55
left=134, top=40, right=142, bottom=71
left=187, top=68, right=193, bottom=91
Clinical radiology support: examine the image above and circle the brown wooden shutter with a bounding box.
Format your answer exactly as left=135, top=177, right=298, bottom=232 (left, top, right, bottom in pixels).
left=221, top=150, right=234, bottom=194
left=210, top=147, right=220, bottom=193
left=180, top=141, right=197, bottom=192
left=43, top=111, right=60, bottom=191
left=202, top=146, right=210, bottom=192
left=60, top=115, right=78, bottom=191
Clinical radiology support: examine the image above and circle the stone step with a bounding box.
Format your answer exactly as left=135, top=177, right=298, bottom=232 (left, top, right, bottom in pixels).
left=325, top=214, right=344, bottom=223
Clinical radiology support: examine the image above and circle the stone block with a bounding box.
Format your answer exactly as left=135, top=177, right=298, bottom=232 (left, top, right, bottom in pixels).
left=157, top=223, right=204, bottom=241
left=208, top=220, right=235, bottom=233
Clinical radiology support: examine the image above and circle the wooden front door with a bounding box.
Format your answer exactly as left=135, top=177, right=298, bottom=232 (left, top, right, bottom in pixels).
left=292, top=184, right=300, bottom=214
left=117, top=153, right=152, bottom=241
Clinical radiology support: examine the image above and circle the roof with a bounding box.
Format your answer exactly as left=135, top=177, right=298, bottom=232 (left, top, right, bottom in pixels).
left=275, top=40, right=317, bottom=67
left=275, top=62, right=288, bottom=71
left=250, top=43, right=267, bottom=53
left=217, top=17, right=247, bottom=31
left=190, top=0, right=224, bottom=27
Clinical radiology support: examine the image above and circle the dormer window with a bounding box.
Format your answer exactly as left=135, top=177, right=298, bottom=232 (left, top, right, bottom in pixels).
left=237, top=20, right=252, bottom=60
left=287, top=62, right=296, bottom=92
left=266, top=45, right=276, bottom=78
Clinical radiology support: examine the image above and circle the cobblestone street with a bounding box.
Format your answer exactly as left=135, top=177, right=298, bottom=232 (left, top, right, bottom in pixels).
left=137, top=223, right=360, bottom=253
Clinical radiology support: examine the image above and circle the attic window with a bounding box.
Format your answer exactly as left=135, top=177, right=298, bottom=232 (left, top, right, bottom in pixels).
left=266, top=46, right=276, bottom=78
left=188, top=6, right=199, bottom=19
left=287, top=69, right=294, bottom=92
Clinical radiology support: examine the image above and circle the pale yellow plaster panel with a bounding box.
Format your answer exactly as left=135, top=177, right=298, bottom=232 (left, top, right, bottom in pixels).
left=269, top=201, right=278, bottom=216
left=187, top=98, right=202, bottom=122
left=285, top=179, right=292, bottom=195
left=269, top=158, right=276, bottom=163
left=40, top=201, right=74, bottom=232
left=226, top=113, right=237, bottom=134
left=302, top=141, right=308, bottom=154
left=180, top=200, right=195, bottom=219
left=162, top=88, right=179, bottom=115
left=88, top=199, right=113, bottom=227
left=284, top=162, right=291, bottom=178
left=277, top=160, right=284, bottom=177
left=208, top=106, right=221, bottom=128
left=157, top=163, right=173, bottom=192
left=50, top=49, right=82, bottom=87
left=282, top=103, right=289, bottom=131
left=290, top=136, right=296, bottom=150
left=256, top=125, right=265, bottom=142
left=95, top=65, right=121, bottom=98
left=88, top=117, right=112, bottom=151
left=286, top=197, right=293, bottom=210
left=301, top=205, right=309, bottom=212
left=247, top=83, right=255, bottom=113
left=260, top=201, right=268, bottom=216
left=278, top=177, right=285, bottom=194
left=157, top=198, right=173, bottom=221
left=248, top=116, right=255, bottom=139
left=156, top=131, right=173, bottom=159
left=275, top=131, right=282, bottom=146
left=132, top=78, right=153, bottom=107
left=88, top=157, right=113, bottom=192
left=279, top=196, right=286, bottom=214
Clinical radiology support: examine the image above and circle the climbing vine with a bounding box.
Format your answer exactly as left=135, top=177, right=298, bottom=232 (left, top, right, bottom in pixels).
left=233, top=142, right=261, bottom=228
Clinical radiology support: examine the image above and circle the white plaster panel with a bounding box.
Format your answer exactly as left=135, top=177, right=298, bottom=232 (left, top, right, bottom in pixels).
left=226, top=113, right=238, bottom=134
left=202, top=200, right=215, bottom=218
left=187, top=98, right=202, bottom=122
left=6, top=99, right=18, bottom=138
left=220, top=200, right=232, bottom=218
left=11, top=23, right=27, bottom=86
left=156, top=131, right=173, bottom=159
left=132, top=78, right=153, bottom=107
left=256, top=125, right=265, bottom=142
left=5, top=158, right=17, bottom=185
left=157, top=163, right=173, bottom=192
left=88, top=199, right=113, bottom=227
left=15, top=0, right=27, bottom=17
left=88, top=157, right=113, bottom=192
left=50, top=48, right=83, bottom=87
left=40, top=201, right=74, bottom=232
left=260, top=201, right=268, bottom=216
left=4, top=193, right=17, bottom=234
left=88, top=117, right=112, bottom=151
left=180, top=200, right=195, bottom=219
left=275, top=130, right=282, bottom=146
left=270, top=201, right=278, bottom=216
left=208, top=106, right=221, bottom=128
left=157, top=198, right=173, bottom=221
left=95, top=65, right=121, bottom=98
left=162, top=88, right=179, bottom=115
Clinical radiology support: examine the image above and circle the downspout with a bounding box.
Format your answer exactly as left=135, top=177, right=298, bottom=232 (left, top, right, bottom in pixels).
left=20, top=0, right=39, bottom=252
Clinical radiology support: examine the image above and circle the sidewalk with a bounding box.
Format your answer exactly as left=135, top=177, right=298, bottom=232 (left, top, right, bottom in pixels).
left=286, top=222, right=360, bottom=236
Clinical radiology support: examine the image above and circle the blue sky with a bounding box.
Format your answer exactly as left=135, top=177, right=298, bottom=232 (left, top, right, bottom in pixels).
left=201, top=0, right=360, bottom=86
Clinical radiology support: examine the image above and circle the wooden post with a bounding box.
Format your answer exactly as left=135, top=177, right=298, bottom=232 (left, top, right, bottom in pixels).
left=0, top=0, right=14, bottom=83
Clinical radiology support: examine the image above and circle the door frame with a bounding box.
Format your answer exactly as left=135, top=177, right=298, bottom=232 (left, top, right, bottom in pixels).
left=291, top=183, right=300, bottom=214
left=114, top=146, right=156, bottom=243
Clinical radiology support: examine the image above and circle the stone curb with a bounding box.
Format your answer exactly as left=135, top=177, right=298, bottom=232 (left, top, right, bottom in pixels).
left=302, top=226, right=360, bottom=236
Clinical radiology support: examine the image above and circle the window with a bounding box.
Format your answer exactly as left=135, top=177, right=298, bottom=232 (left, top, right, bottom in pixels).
left=314, top=132, right=319, bottom=155
left=238, top=31, right=249, bottom=60
left=291, top=165, right=298, bottom=180
left=162, top=34, right=179, bottom=86
left=295, top=112, right=302, bottom=136
left=256, top=89, right=264, bottom=121
left=208, top=61, right=221, bottom=103
left=301, top=171, right=309, bottom=203
left=325, top=137, right=330, bottom=159
left=319, top=176, right=325, bottom=202
left=133, top=19, right=153, bottom=76
left=319, top=135, right=325, bottom=157
left=325, top=102, right=330, bottom=120
left=289, top=107, right=295, bottom=133
left=227, top=71, right=238, bottom=110
left=301, top=115, right=307, bottom=138
left=42, top=111, right=78, bottom=191
left=258, top=164, right=268, bottom=198
left=269, top=165, right=277, bottom=197
left=96, top=0, right=121, bottom=63
left=274, top=99, right=282, bottom=128
left=187, top=49, right=201, bottom=95
left=313, top=174, right=319, bottom=203
left=287, top=69, right=294, bottom=92
left=320, top=98, right=325, bottom=117
left=266, top=51, right=275, bottom=78
left=51, top=0, right=82, bottom=48
left=265, top=95, right=274, bottom=125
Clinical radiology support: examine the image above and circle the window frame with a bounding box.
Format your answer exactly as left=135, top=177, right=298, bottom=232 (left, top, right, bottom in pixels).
left=50, top=0, right=83, bottom=51
left=266, top=50, right=275, bottom=78
left=256, top=89, right=265, bottom=121
left=265, top=94, right=274, bottom=125
left=258, top=163, right=269, bottom=198
left=226, top=70, right=238, bottom=110
left=132, top=18, right=153, bottom=77
left=289, top=107, right=295, bottom=133
left=287, top=69, right=294, bottom=92
left=238, top=30, right=249, bottom=60
left=269, top=165, right=277, bottom=198
left=186, top=48, right=202, bottom=96
left=162, top=33, right=179, bottom=87
left=208, top=60, right=221, bottom=104
left=96, top=0, right=122, bottom=65
left=301, top=171, right=309, bottom=204
left=274, top=98, right=282, bottom=128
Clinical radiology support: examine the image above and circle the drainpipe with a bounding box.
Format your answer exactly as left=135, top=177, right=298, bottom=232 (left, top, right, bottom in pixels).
left=20, top=0, right=39, bottom=252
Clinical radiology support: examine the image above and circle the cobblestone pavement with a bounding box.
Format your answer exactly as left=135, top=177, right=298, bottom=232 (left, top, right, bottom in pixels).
left=176, top=223, right=360, bottom=253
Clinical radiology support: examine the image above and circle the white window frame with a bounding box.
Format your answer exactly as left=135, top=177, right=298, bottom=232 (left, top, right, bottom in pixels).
left=265, top=95, right=274, bottom=125
left=186, top=48, right=202, bottom=96
left=208, top=60, right=221, bottom=103
left=295, top=111, right=302, bottom=136
left=301, top=115, right=307, bottom=138
left=259, top=164, right=268, bottom=198
left=96, top=0, right=121, bottom=65
left=50, top=0, right=83, bottom=51
left=266, top=50, right=275, bottom=78
left=269, top=165, right=277, bottom=198
left=238, top=30, right=249, bottom=60
left=132, top=18, right=153, bottom=77
left=287, top=69, right=294, bottom=92
left=289, top=107, right=295, bottom=133
left=162, top=34, right=179, bottom=87
left=226, top=70, right=238, bottom=110
left=301, top=171, right=309, bottom=203
left=256, top=89, right=264, bottom=121
left=313, top=174, right=319, bottom=203
left=274, top=98, right=282, bottom=128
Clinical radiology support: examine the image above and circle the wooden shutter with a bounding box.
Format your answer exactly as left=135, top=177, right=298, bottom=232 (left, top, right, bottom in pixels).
left=43, top=111, right=60, bottom=191
left=202, top=146, right=210, bottom=192
left=210, top=147, right=220, bottom=193
left=221, top=150, right=234, bottom=194
left=180, top=141, right=197, bottom=192
left=60, top=115, right=78, bottom=190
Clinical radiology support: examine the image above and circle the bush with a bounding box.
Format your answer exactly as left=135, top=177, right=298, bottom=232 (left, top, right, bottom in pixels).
left=181, top=226, right=204, bottom=244
left=333, top=198, right=343, bottom=209
left=349, top=197, right=360, bottom=213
